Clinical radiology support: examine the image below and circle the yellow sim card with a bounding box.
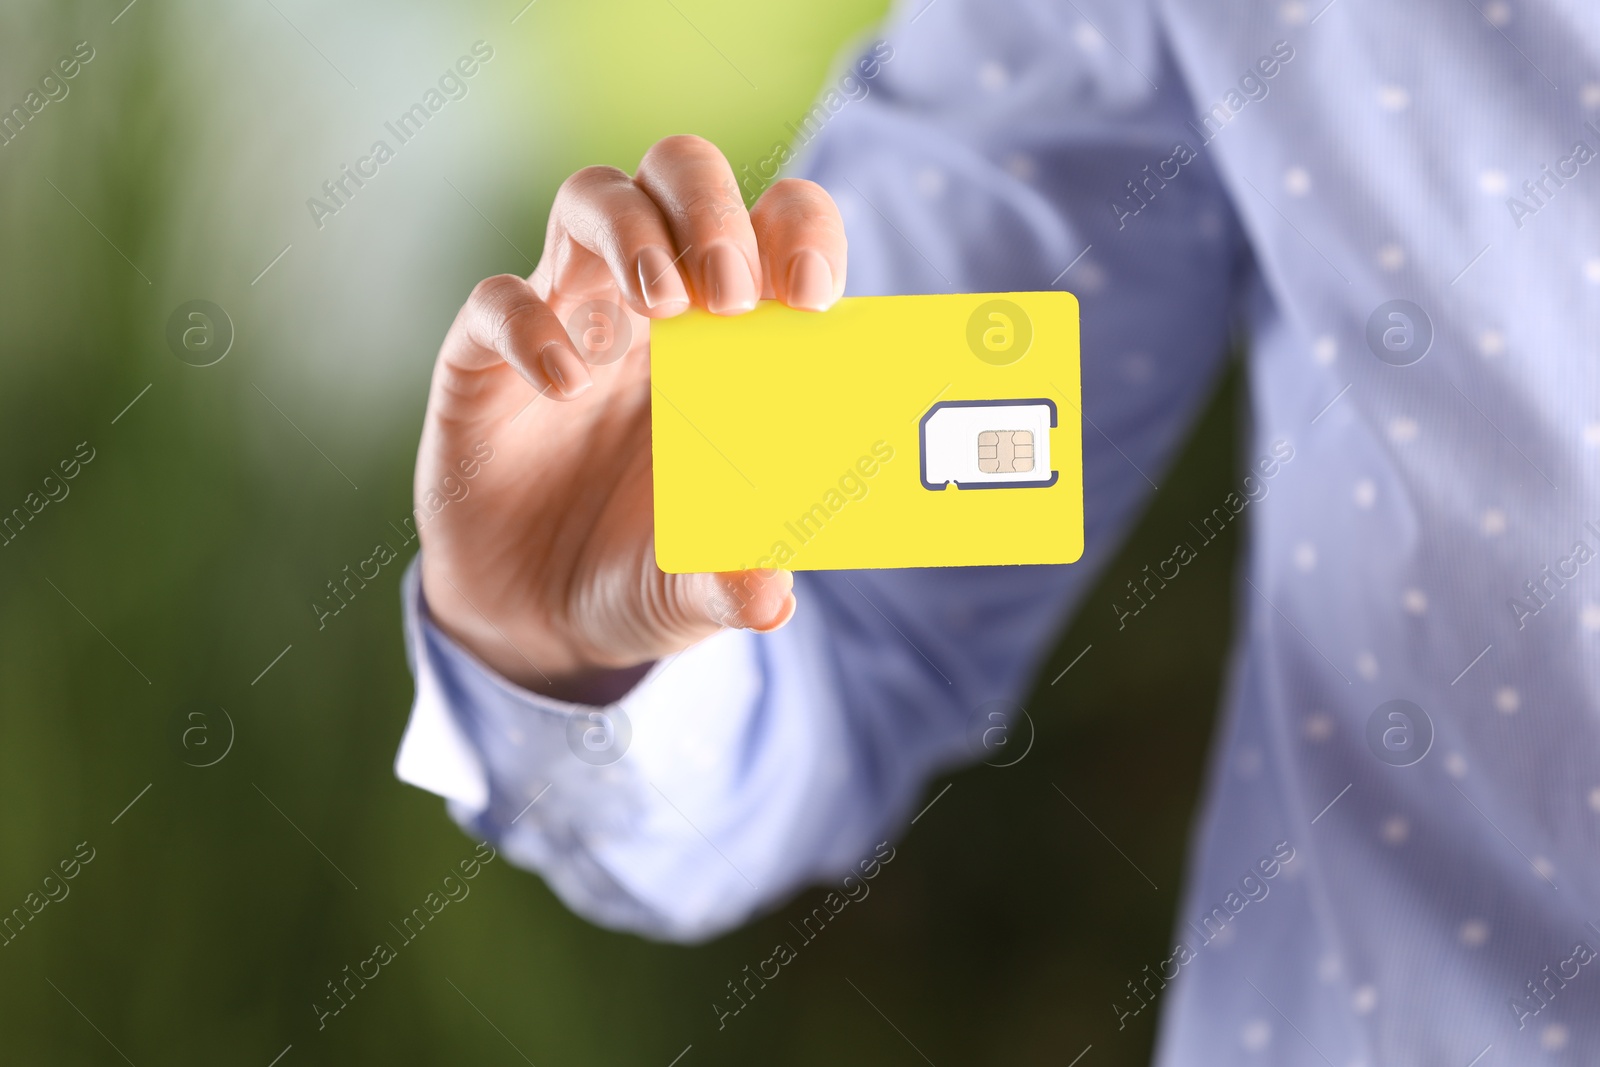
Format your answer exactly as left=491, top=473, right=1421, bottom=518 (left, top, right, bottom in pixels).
left=650, top=292, right=1083, bottom=572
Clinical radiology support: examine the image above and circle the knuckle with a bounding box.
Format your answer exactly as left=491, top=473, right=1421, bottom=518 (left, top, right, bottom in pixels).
left=767, top=177, right=832, bottom=205
left=496, top=297, right=546, bottom=347
left=646, top=133, right=720, bottom=164
left=752, top=184, right=843, bottom=239
left=556, top=164, right=630, bottom=204
left=467, top=273, right=525, bottom=310
left=704, top=572, right=758, bottom=626
left=657, top=571, right=723, bottom=633
left=679, top=183, right=746, bottom=226
left=608, top=201, right=669, bottom=236
left=465, top=275, right=541, bottom=351
left=465, top=274, right=529, bottom=326
left=754, top=181, right=839, bottom=221
left=764, top=200, right=843, bottom=231
left=754, top=206, right=845, bottom=249
left=432, top=359, right=488, bottom=409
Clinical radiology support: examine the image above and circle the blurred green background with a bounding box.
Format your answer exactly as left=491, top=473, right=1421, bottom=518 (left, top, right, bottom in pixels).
left=0, top=1, right=1241, bottom=1063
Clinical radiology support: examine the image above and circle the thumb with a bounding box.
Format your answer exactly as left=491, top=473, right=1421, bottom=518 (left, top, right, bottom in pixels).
left=665, top=569, right=797, bottom=635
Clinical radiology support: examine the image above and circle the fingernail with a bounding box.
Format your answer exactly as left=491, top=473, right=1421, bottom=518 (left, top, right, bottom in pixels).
left=786, top=250, right=835, bottom=311
left=637, top=246, right=689, bottom=310
left=539, top=342, right=592, bottom=399
left=704, top=243, right=757, bottom=315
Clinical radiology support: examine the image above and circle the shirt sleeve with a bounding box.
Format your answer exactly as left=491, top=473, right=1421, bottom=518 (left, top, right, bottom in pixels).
left=394, top=0, right=1248, bottom=943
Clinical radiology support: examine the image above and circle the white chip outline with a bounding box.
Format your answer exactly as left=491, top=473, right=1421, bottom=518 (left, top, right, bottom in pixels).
left=919, top=398, right=1059, bottom=490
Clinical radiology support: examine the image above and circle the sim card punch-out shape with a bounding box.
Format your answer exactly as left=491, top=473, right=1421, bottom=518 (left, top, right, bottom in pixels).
left=919, top=398, right=1059, bottom=490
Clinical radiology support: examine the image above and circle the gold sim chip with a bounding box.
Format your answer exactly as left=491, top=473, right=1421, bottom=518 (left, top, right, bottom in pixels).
left=977, top=430, right=1035, bottom=473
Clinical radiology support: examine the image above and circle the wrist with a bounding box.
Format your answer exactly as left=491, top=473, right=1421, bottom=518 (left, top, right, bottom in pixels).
left=531, top=661, right=655, bottom=704
left=419, top=565, right=655, bottom=704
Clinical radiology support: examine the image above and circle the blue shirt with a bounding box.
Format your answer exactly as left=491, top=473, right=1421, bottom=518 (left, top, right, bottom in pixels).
left=396, top=1, right=1600, bottom=1061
